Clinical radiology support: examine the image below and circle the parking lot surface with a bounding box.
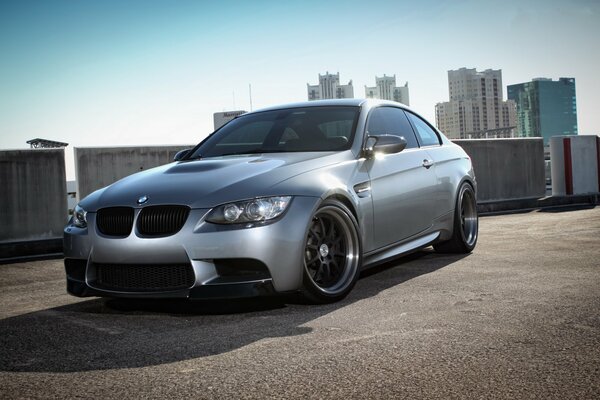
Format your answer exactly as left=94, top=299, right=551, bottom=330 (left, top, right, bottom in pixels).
left=1, top=207, right=599, bottom=399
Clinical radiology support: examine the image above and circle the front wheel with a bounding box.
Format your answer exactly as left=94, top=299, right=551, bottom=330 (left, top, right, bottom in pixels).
left=434, top=182, right=478, bottom=253
left=300, top=199, right=362, bottom=304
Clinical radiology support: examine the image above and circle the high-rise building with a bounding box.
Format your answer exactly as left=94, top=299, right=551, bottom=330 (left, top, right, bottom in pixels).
left=507, top=78, right=578, bottom=146
left=307, top=72, right=354, bottom=100
left=364, top=75, right=410, bottom=106
left=435, top=68, right=516, bottom=139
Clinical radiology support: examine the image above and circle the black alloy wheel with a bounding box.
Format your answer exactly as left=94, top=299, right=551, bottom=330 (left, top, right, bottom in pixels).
left=301, top=200, right=361, bottom=303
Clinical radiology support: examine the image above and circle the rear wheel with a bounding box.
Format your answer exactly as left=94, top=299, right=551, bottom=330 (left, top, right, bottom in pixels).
left=301, top=200, right=362, bottom=304
left=434, top=182, right=478, bottom=253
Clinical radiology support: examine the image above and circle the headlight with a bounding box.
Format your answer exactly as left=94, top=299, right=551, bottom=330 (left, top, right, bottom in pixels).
left=73, top=204, right=87, bottom=228
left=206, top=196, right=292, bottom=224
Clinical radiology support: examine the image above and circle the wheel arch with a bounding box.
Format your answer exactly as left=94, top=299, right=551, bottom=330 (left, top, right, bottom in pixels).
left=433, top=177, right=478, bottom=253
left=435, top=174, right=477, bottom=243
left=318, top=189, right=370, bottom=252
left=460, top=176, right=477, bottom=197
left=446, top=166, right=477, bottom=213
left=319, top=188, right=360, bottom=222
left=330, top=194, right=358, bottom=222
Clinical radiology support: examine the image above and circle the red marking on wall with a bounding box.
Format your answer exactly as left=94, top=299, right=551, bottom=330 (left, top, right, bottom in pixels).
left=563, top=138, right=573, bottom=195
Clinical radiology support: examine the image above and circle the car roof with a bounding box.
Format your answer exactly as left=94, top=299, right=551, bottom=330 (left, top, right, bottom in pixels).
left=247, top=98, right=411, bottom=114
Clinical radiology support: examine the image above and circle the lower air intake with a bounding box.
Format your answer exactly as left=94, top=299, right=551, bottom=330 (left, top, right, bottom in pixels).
left=94, top=263, right=195, bottom=292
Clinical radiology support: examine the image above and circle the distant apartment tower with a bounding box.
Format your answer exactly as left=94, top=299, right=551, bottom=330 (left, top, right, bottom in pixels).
left=507, top=78, right=577, bottom=146
left=435, top=68, right=516, bottom=139
left=307, top=72, right=354, bottom=100
left=365, top=75, right=410, bottom=106
left=213, top=110, right=247, bottom=130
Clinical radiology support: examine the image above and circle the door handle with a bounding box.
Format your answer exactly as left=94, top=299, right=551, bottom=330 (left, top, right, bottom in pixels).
left=422, top=159, right=434, bottom=169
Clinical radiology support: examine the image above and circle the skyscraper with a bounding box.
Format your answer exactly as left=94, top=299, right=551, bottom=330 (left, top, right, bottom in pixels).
left=435, top=68, right=516, bottom=139
left=307, top=72, right=354, bottom=100
left=507, top=78, right=578, bottom=146
left=365, top=74, right=410, bottom=106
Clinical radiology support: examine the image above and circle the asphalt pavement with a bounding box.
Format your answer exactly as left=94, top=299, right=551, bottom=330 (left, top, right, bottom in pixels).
left=1, top=207, right=599, bottom=399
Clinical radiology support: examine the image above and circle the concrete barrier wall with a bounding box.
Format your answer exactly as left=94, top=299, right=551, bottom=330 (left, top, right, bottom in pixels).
left=0, top=140, right=590, bottom=258
left=0, top=149, right=67, bottom=243
left=550, top=135, right=600, bottom=196
left=75, top=145, right=193, bottom=199
left=75, top=141, right=547, bottom=204
left=453, top=138, right=546, bottom=202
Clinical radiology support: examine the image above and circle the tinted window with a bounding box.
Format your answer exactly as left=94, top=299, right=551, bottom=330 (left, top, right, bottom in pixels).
left=220, top=121, right=273, bottom=145
left=405, top=112, right=441, bottom=146
left=366, top=107, right=419, bottom=149
left=278, top=127, right=299, bottom=144
left=190, top=107, right=359, bottom=158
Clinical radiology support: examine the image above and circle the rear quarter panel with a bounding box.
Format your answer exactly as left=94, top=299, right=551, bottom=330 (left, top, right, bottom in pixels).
left=425, top=142, right=476, bottom=216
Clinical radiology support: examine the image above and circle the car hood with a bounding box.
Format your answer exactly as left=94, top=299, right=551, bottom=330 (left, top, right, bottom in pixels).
left=80, top=151, right=352, bottom=211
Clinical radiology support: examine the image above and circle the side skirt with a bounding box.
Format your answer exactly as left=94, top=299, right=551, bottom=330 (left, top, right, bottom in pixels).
left=362, top=231, right=440, bottom=269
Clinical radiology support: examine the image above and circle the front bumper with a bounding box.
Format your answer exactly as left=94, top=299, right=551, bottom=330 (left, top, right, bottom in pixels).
left=66, top=275, right=278, bottom=300
left=63, top=196, right=321, bottom=299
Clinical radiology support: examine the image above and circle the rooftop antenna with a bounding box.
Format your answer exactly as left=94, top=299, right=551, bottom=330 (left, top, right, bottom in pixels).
left=249, top=83, right=253, bottom=111
left=232, top=91, right=236, bottom=109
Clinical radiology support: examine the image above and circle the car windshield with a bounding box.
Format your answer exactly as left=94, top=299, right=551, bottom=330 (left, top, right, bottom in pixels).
left=189, top=106, right=359, bottom=159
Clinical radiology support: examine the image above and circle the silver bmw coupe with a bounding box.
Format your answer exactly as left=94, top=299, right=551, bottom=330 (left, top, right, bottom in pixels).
left=64, top=99, right=478, bottom=303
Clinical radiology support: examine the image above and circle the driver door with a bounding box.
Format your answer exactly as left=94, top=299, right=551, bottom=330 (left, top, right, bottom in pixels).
left=365, top=107, right=437, bottom=250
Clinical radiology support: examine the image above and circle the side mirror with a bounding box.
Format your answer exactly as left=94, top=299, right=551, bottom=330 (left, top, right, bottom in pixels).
left=365, top=135, right=407, bottom=158
left=173, top=149, right=192, bottom=161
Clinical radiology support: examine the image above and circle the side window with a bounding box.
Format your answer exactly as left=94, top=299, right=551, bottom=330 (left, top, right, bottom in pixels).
left=366, top=107, right=419, bottom=149
left=405, top=112, right=441, bottom=146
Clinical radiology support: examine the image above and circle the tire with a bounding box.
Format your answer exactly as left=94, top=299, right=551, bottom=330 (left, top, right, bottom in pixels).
left=434, top=182, right=478, bottom=254
left=300, top=199, right=362, bottom=304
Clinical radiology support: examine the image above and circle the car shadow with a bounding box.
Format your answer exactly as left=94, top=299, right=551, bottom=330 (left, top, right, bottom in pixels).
left=538, top=204, right=596, bottom=213
left=0, top=249, right=468, bottom=373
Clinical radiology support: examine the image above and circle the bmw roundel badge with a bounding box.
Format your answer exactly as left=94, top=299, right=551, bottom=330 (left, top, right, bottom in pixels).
left=137, top=195, right=149, bottom=205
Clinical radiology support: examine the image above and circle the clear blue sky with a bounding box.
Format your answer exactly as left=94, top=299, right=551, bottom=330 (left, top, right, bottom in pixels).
left=1, top=0, right=598, bottom=179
